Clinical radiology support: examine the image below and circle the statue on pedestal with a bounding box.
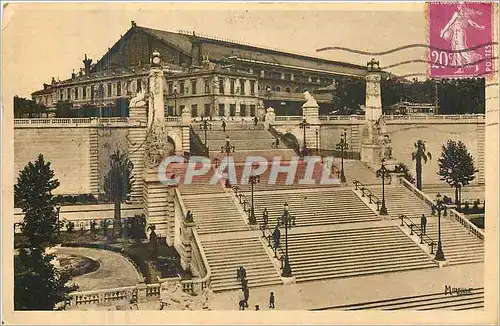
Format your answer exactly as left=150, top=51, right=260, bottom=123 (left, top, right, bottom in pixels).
left=130, top=90, right=146, bottom=109
left=145, top=122, right=169, bottom=169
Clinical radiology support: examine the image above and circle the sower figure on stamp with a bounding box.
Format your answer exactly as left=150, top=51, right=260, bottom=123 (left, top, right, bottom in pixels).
left=421, top=214, right=427, bottom=235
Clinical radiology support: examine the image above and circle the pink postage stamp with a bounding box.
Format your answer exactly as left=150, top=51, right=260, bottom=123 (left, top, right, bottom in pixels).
left=428, top=2, right=493, bottom=78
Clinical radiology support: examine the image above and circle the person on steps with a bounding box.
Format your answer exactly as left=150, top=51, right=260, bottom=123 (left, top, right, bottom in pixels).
left=222, top=120, right=226, bottom=132
left=421, top=214, right=427, bottom=235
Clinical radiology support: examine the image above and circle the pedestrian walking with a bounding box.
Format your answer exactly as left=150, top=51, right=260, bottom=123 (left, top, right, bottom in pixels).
left=241, top=266, right=247, bottom=280
left=255, top=305, right=260, bottom=311
left=275, top=137, right=280, bottom=148
left=263, top=208, right=269, bottom=226
left=238, top=289, right=245, bottom=310
left=254, top=116, right=258, bottom=127
left=273, top=225, right=281, bottom=248
left=222, top=120, right=226, bottom=132
left=421, top=214, right=427, bottom=235
left=241, top=277, right=248, bottom=290
left=243, top=287, right=249, bottom=308
left=269, top=292, right=275, bottom=309
left=236, top=267, right=241, bottom=281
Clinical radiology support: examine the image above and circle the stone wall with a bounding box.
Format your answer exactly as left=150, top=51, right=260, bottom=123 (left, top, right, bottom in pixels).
left=14, top=127, right=93, bottom=195
left=97, top=127, right=130, bottom=193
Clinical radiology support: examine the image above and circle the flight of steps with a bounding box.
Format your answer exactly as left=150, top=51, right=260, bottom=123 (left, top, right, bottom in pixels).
left=284, top=226, right=437, bottom=282
left=251, top=189, right=380, bottom=227
left=408, top=216, right=484, bottom=265
left=202, top=237, right=282, bottom=292
left=313, top=287, right=484, bottom=310
left=203, top=128, right=287, bottom=151
left=235, top=160, right=338, bottom=192
left=368, top=185, right=432, bottom=219
left=166, top=162, right=225, bottom=196
left=181, top=194, right=248, bottom=234
left=342, top=160, right=379, bottom=185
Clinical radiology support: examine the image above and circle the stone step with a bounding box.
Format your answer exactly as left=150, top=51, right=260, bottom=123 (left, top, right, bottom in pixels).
left=316, top=288, right=484, bottom=310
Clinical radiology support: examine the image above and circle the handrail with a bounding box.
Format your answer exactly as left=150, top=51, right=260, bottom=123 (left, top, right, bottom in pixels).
left=232, top=185, right=252, bottom=221
left=259, top=223, right=286, bottom=269
left=399, top=214, right=436, bottom=253
left=399, top=177, right=484, bottom=241
left=353, top=180, right=382, bottom=212
left=14, top=117, right=131, bottom=125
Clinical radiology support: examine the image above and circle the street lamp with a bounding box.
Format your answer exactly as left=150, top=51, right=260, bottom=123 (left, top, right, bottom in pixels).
left=221, top=135, right=235, bottom=188
left=434, top=193, right=447, bottom=261
left=200, top=117, right=212, bottom=155
left=376, top=159, right=394, bottom=215
left=248, top=171, right=260, bottom=225
left=299, top=118, right=310, bottom=156
left=336, top=129, right=349, bottom=183
left=281, top=202, right=295, bottom=277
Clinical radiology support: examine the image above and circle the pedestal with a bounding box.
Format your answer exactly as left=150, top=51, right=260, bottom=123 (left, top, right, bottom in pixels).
left=361, top=144, right=382, bottom=165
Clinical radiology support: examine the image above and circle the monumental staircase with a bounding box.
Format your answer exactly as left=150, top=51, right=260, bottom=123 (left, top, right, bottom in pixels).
left=201, top=236, right=282, bottom=292
left=250, top=188, right=380, bottom=227
left=313, top=287, right=484, bottom=310
left=368, top=185, right=433, bottom=219
left=282, top=225, right=437, bottom=283
left=181, top=194, right=248, bottom=234
left=405, top=215, right=484, bottom=265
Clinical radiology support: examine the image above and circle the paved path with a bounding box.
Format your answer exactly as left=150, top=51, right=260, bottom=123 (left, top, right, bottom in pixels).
left=54, top=247, right=142, bottom=291
left=207, top=262, right=484, bottom=310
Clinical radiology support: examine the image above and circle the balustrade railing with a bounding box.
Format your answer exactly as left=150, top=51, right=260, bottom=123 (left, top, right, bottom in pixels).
left=399, top=177, right=484, bottom=241
left=67, top=285, right=137, bottom=307
left=14, top=117, right=131, bottom=125
left=353, top=180, right=382, bottom=212
left=399, top=214, right=436, bottom=254
left=233, top=186, right=252, bottom=221
left=273, top=114, right=484, bottom=123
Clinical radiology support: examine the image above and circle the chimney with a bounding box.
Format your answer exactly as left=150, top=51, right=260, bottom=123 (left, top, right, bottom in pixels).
left=131, top=21, right=137, bottom=28
left=79, top=68, right=83, bottom=77
left=51, top=77, right=56, bottom=85
left=71, top=69, right=76, bottom=79
left=83, top=54, right=92, bottom=75
left=43, top=83, right=49, bottom=90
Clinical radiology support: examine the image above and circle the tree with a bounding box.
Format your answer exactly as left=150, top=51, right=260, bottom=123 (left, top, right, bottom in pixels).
left=103, top=150, right=134, bottom=240
left=129, top=214, right=147, bottom=244
left=55, top=100, right=73, bottom=118
left=14, top=154, right=61, bottom=248
left=394, top=162, right=415, bottom=184
left=14, top=96, right=48, bottom=118
left=438, top=140, right=478, bottom=206
left=412, top=140, right=432, bottom=190
left=14, top=154, right=77, bottom=310
left=332, top=76, right=366, bottom=114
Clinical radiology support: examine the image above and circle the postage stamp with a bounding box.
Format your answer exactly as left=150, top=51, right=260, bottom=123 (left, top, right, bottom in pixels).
left=428, top=2, right=494, bottom=78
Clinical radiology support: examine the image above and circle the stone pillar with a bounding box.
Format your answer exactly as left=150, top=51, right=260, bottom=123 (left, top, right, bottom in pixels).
left=180, top=215, right=196, bottom=272
left=89, top=128, right=99, bottom=196
left=148, top=50, right=165, bottom=127
left=302, top=91, right=320, bottom=149
left=361, top=59, right=383, bottom=165
left=128, top=92, right=148, bottom=203
left=181, top=107, right=191, bottom=153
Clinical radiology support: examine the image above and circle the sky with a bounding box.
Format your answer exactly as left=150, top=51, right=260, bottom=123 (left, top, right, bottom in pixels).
left=1, top=2, right=428, bottom=108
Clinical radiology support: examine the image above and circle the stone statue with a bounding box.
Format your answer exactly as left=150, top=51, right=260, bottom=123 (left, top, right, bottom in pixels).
left=303, top=91, right=318, bottom=107
left=145, top=122, right=169, bottom=168
left=374, top=115, right=387, bottom=136
left=382, top=134, right=393, bottom=159
left=130, top=90, right=146, bottom=108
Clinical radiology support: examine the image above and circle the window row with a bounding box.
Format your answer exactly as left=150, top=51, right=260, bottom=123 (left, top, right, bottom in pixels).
left=166, top=103, right=257, bottom=117
left=167, top=78, right=256, bottom=96
left=56, top=78, right=147, bottom=101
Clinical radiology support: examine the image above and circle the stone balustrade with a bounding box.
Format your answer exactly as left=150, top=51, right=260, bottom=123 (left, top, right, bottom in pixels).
left=273, top=114, right=485, bottom=124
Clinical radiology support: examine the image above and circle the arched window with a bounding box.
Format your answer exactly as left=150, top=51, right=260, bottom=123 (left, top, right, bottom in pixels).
left=285, top=86, right=291, bottom=93
left=275, top=86, right=281, bottom=92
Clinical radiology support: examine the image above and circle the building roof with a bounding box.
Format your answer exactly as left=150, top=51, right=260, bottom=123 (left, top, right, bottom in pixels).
left=31, top=88, right=53, bottom=96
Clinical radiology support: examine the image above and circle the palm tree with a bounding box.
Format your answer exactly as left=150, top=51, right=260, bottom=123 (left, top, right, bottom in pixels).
left=104, top=150, right=134, bottom=240
left=412, top=140, right=432, bottom=190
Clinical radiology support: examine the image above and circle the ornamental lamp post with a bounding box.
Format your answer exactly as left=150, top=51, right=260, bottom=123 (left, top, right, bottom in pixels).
left=248, top=172, right=261, bottom=225
left=336, top=128, right=349, bottom=183
left=200, top=117, right=212, bottom=155
left=221, top=136, right=235, bottom=188
left=376, top=158, right=395, bottom=215
left=434, top=193, right=447, bottom=261
left=281, top=202, right=295, bottom=277
left=299, top=118, right=311, bottom=157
